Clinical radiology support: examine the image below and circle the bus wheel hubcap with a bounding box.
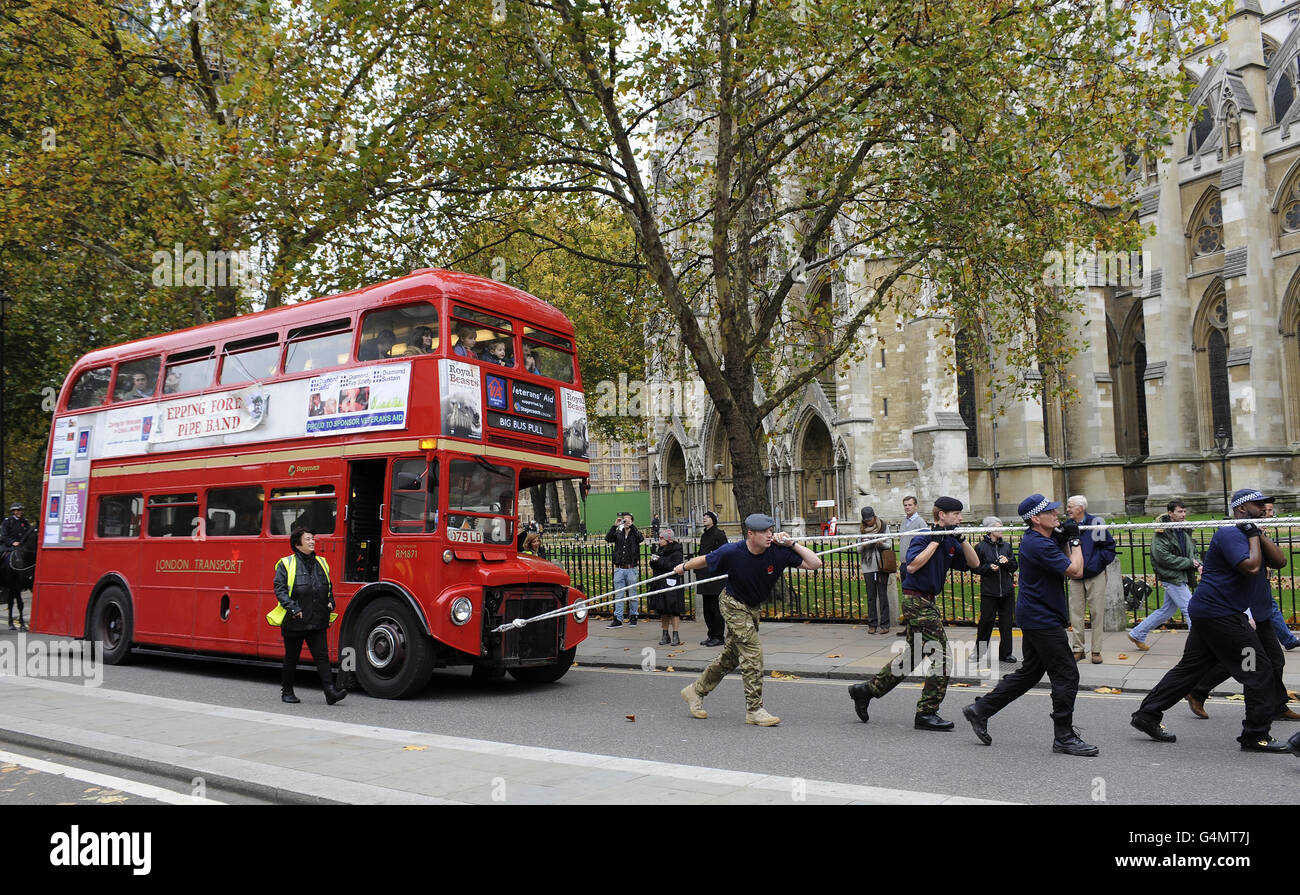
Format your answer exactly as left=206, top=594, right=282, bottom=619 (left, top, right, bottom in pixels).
left=366, top=620, right=406, bottom=674
left=104, top=606, right=122, bottom=648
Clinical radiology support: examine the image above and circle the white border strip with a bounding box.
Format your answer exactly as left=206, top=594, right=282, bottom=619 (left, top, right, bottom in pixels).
left=0, top=746, right=223, bottom=805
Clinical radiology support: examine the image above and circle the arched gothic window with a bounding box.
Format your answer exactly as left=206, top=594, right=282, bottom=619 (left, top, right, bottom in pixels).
left=1190, top=192, right=1223, bottom=256
left=1280, top=170, right=1300, bottom=233
left=1188, top=104, right=1214, bottom=155
left=1275, top=71, right=1295, bottom=123
left=955, top=329, right=979, bottom=458
left=1194, top=283, right=1232, bottom=447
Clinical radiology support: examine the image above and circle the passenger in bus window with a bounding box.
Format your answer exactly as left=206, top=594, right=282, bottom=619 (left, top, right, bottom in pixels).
left=453, top=324, right=479, bottom=359
left=522, top=347, right=540, bottom=374
left=358, top=329, right=396, bottom=361
left=129, top=372, right=153, bottom=399
left=483, top=340, right=512, bottom=367
left=163, top=369, right=183, bottom=394
left=405, top=325, right=436, bottom=355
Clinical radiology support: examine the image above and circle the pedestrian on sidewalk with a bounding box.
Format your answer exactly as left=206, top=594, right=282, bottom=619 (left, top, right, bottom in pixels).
left=960, top=494, right=1100, bottom=756
left=849, top=496, right=979, bottom=732
left=1127, top=499, right=1199, bottom=653
left=858, top=506, right=891, bottom=635
left=695, top=511, right=728, bottom=646
left=895, top=495, right=926, bottom=635
left=973, top=516, right=1017, bottom=664
left=1064, top=495, right=1115, bottom=664
left=273, top=527, right=347, bottom=706
left=1129, top=489, right=1292, bottom=753
left=605, top=511, right=643, bottom=627
left=649, top=528, right=685, bottom=646
left=677, top=513, right=822, bottom=726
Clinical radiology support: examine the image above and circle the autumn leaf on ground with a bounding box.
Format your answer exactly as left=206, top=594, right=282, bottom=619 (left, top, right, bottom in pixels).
left=1228, top=694, right=1246, bottom=701
left=404, top=745, right=428, bottom=751
left=665, top=666, right=674, bottom=672
left=1116, top=653, right=1128, bottom=660
left=825, top=654, right=841, bottom=658
left=952, top=682, right=971, bottom=687
left=769, top=670, right=798, bottom=680
left=1093, top=687, right=1122, bottom=694
left=625, top=714, right=635, bottom=722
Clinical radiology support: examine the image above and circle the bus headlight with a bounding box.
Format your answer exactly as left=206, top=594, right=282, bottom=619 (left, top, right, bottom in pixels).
left=572, top=600, right=588, bottom=623
left=442, top=549, right=454, bottom=564
left=450, top=597, right=473, bottom=626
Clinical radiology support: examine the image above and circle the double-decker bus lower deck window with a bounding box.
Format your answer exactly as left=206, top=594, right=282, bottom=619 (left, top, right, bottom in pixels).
left=206, top=486, right=265, bottom=536
left=96, top=494, right=142, bottom=538
left=67, top=366, right=113, bottom=410
left=390, top=459, right=439, bottom=533
left=446, top=459, right=514, bottom=544
left=147, top=493, right=199, bottom=538
left=269, top=485, right=337, bottom=536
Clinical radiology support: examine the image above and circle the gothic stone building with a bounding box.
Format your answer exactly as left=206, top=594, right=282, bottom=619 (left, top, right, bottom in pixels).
left=650, top=1, right=1300, bottom=533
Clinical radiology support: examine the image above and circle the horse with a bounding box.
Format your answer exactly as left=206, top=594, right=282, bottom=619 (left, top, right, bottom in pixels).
left=0, top=528, right=37, bottom=630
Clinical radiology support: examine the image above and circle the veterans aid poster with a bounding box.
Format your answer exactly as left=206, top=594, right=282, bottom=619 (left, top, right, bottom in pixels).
left=305, top=363, right=411, bottom=436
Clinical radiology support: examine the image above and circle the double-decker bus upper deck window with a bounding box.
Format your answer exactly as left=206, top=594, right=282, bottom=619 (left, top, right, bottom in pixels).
left=357, top=303, right=440, bottom=361
left=147, top=493, right=199, bottom=538
left=390, top=459, right=439, bottom=533
left=112, top=356, right=162, bottom=402
left=446, top=459, right=514, bottom=544
left=284, top=319, right=353, bottom=374
left=66, top=366, right=113, bottom=410
left=269, top=485, right=337, bottom=536
left=451, top=306, right=513, bottom=368
left=522, top=328, right=574, bottom=383
left=163, top=347, right=215, bottom=395
left=206, top=486, right=265, bottom=536
left=219, top=333, right=280, bottom=386
left=96, top=494, right=142, bottom=538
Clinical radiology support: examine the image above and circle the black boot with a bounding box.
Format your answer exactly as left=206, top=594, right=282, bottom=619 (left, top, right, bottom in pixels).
left=325, top=684, right=348, bottom=706
left=848, top=683, right=873, bottom=723
left=962, top=703, right=991, bottom=745
left=659, top=631, right=670, bottom=645
left=914, top=712, right=955, bottom=731
left=1053, top=727, right=1100, bottom=756
left=281, top=689, right=300, bottom=704
left=671, top=631, right=681, bottom=646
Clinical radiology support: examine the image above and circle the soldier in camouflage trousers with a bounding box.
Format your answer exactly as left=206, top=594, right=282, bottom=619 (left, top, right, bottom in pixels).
left=676, top=513, right=822, bottom=726
left=849, top=496, right=980, bottom=731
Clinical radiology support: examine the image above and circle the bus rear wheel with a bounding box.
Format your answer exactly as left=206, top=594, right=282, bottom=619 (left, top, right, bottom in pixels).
left=352, top=596, right=434, bottom=699
left=507, top=647, right=577, bottom=684
left=91, top=586, right=134, bottom=665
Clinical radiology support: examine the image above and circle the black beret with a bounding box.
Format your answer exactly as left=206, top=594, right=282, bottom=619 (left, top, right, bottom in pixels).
left=933, top=496, right=964, bottom=512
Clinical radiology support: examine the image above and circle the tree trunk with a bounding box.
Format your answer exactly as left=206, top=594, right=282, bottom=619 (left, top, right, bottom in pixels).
left=560, top=479, right=581, bottom=532
left=528, top=485, right=547, bottom=525
left=546, top=482, right=562, bottom=526
left=720, top=399, right=772, bottom=522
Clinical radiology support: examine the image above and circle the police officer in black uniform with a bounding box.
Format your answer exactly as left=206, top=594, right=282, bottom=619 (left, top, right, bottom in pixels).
left=0, top=503, right=30, bottom=558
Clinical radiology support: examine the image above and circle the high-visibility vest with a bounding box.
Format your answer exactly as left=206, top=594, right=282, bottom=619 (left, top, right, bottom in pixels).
left=267, top=554, right=333, bottom=626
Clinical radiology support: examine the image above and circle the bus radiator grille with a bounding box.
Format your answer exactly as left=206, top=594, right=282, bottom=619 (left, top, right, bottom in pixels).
left=501, top=596, right=560, bottom=663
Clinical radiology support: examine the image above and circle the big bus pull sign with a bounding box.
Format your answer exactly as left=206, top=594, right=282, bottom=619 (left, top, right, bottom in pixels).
left=34, top=269, right=591, bottom=698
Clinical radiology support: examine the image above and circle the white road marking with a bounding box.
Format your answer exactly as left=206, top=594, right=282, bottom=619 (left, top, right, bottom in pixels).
left=0, top=747, right=224, bottom=805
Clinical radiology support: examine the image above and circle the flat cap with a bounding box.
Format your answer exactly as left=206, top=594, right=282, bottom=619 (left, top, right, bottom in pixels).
left=744, top=513, right=776, bottom=532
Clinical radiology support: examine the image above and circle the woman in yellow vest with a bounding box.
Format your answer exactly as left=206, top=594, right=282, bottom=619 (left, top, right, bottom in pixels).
left=273, top=527, right=346, bottom=705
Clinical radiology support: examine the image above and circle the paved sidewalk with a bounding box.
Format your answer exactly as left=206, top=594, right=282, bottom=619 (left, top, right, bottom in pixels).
left=578, top=615, right=1300, bottom=694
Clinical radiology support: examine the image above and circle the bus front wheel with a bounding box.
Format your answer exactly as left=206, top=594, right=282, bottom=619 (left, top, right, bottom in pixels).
left=507, top=647, right=577, bottom=684
left=91, top=586, right=134, bottom=665
left=352, top=596, right=434, bottom=699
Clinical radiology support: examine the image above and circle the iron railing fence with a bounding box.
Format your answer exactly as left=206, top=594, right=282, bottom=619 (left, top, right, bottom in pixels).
left=542, top=527, right=1300, bottom=629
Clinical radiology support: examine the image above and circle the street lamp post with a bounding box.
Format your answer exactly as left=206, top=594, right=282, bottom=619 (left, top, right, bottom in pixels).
left=1214, top=425, right=1232, bottom=516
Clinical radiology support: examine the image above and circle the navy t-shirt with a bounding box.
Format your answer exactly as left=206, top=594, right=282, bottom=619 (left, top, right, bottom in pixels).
left=705, top=540, right=805, bottom=607
left=900, top=531, right=969, bottom=595
left=1015, top=529, right=1072, bottom=630
left=1188, top=526, right=1260, bottom=619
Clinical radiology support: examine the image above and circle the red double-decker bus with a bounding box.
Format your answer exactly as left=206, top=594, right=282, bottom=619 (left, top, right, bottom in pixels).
left=34, top=269, right=591, bottom=698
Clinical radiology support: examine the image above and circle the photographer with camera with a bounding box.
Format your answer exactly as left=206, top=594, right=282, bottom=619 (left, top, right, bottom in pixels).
left=605, top=512, right=644, bottom=628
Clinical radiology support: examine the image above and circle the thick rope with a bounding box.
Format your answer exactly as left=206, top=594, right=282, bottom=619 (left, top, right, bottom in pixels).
left=501, top=515, right=1300, bottom=634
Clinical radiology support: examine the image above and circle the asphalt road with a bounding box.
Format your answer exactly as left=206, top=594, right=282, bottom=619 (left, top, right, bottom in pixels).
left=46, top=647, right=1300, bottom=805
